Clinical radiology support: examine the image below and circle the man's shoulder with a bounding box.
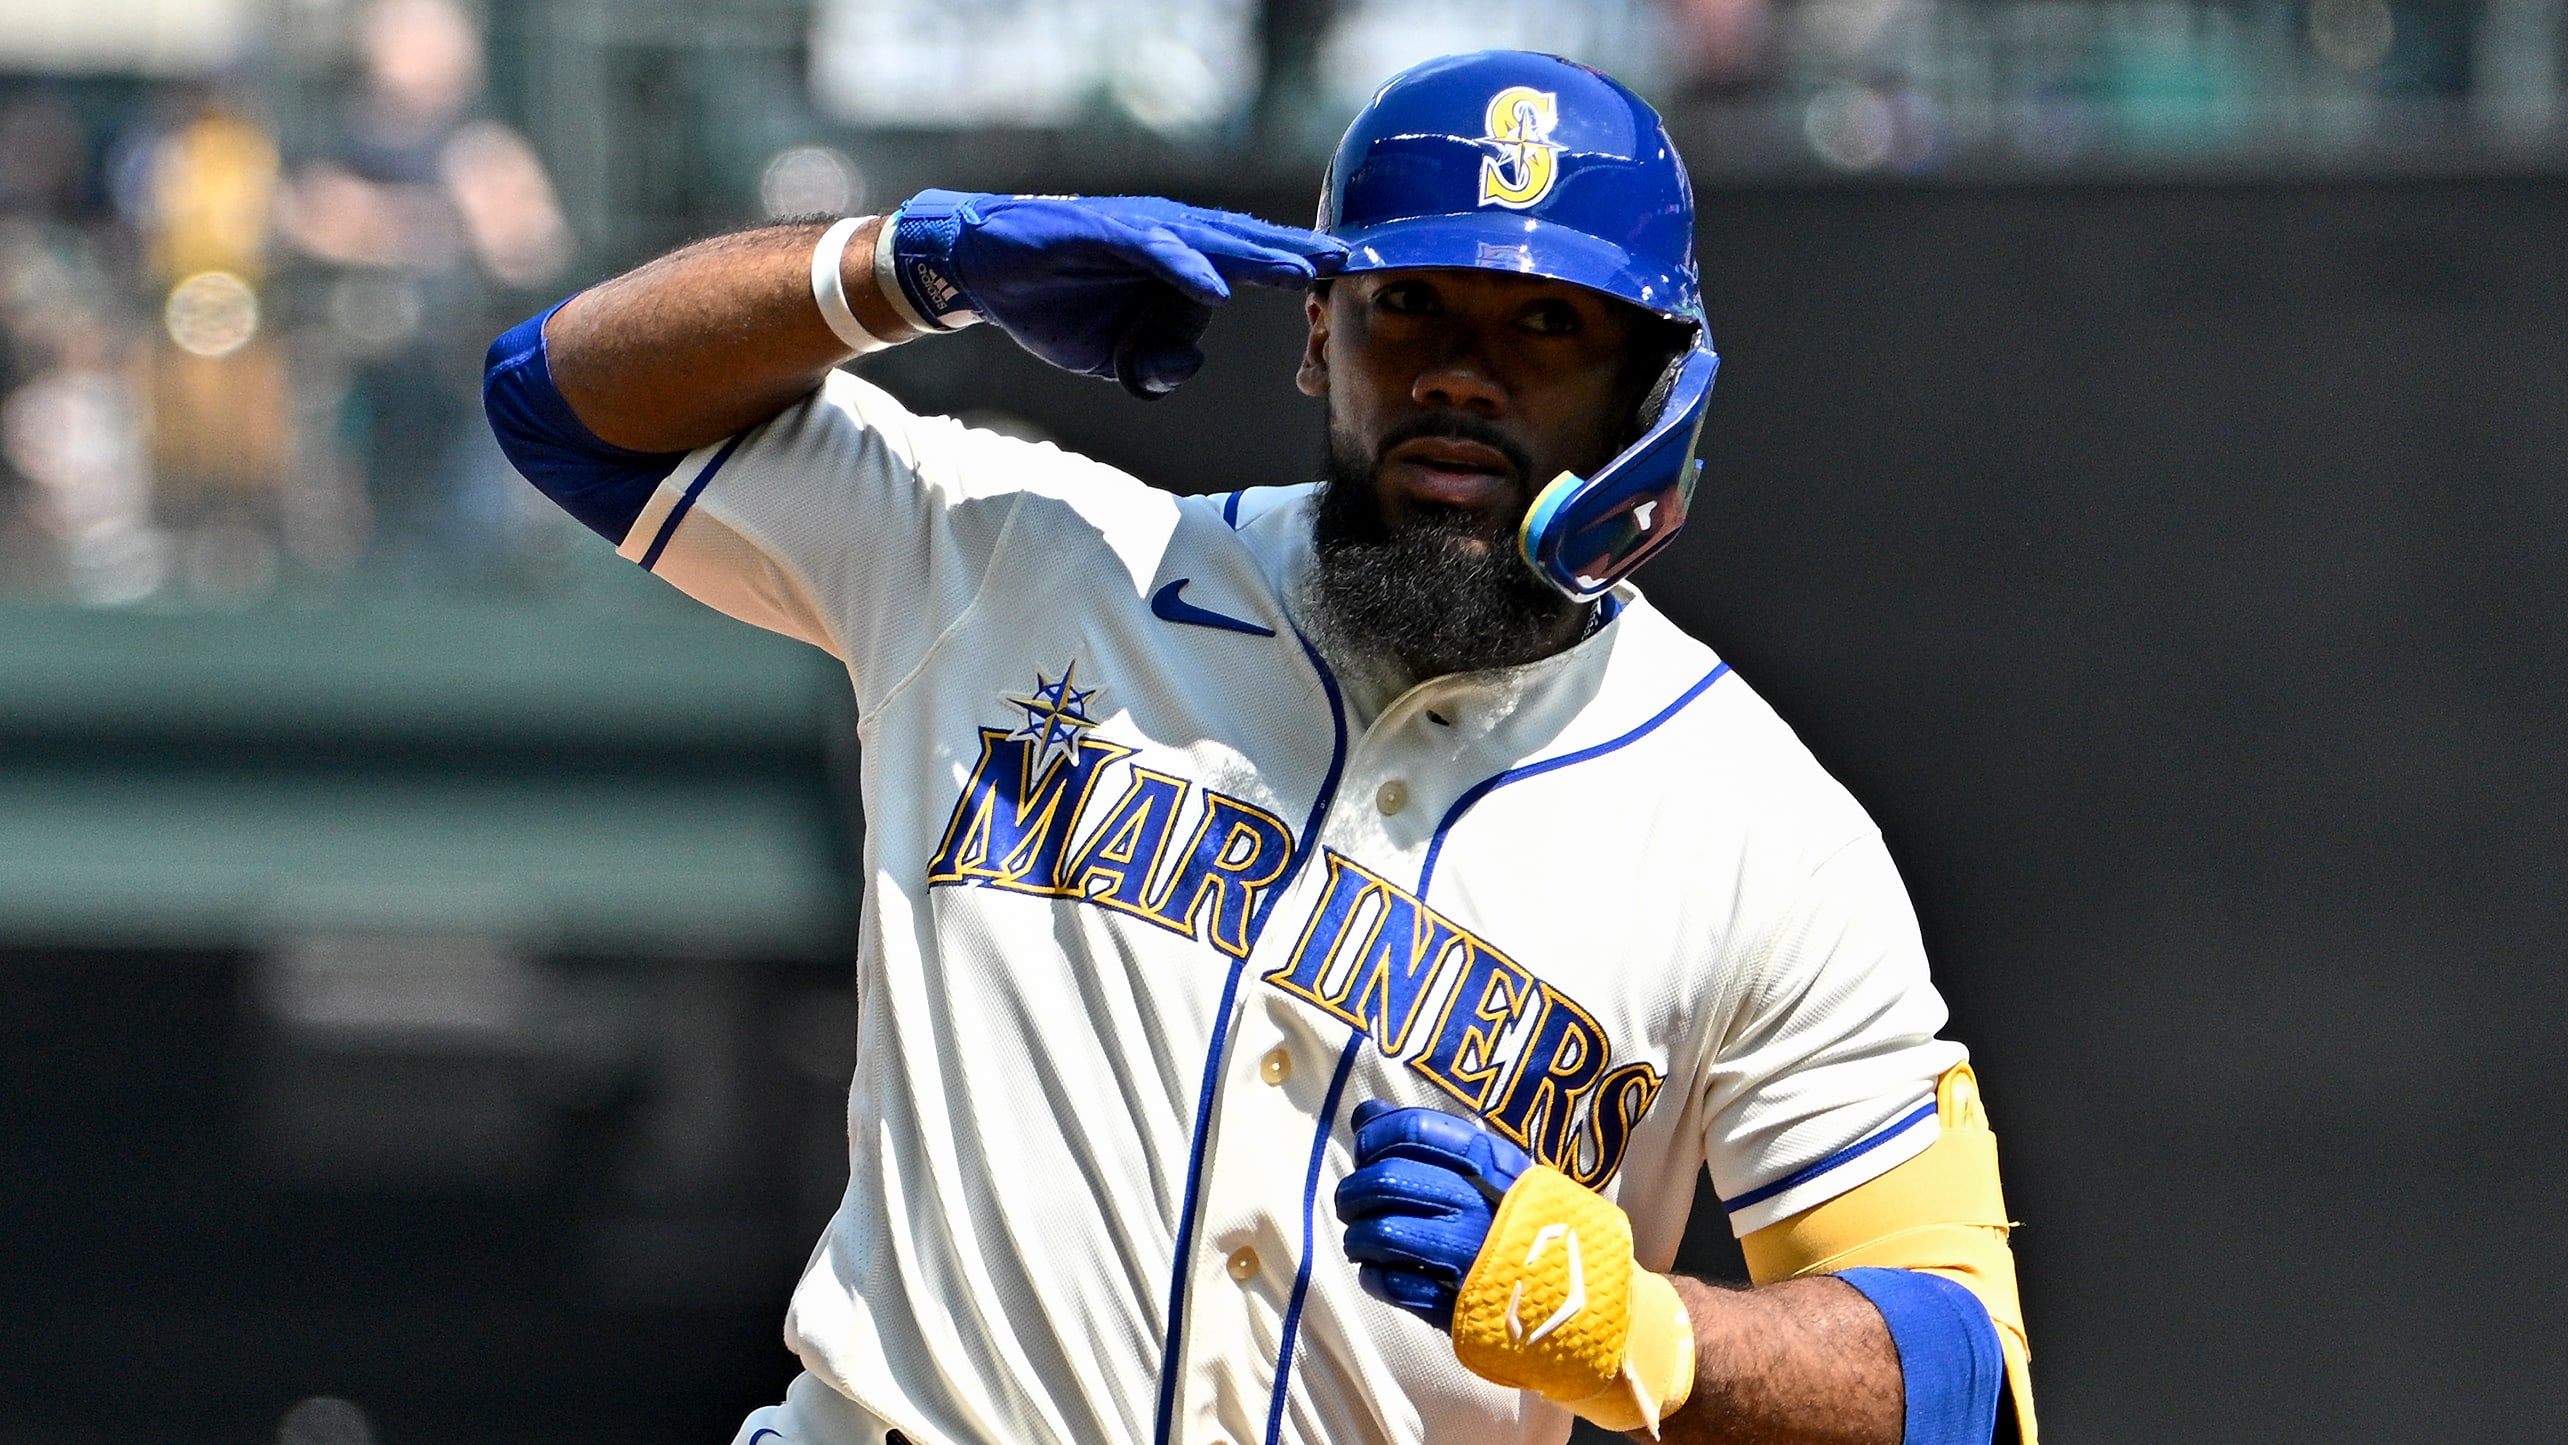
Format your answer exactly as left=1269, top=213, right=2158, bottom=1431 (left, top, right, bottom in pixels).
left=1170, top=482, right=1316, bottom=603
left=1207, top=482, right=1316, bottom=532
left=1178, top=481, right=1316, bottom=565
left=1597, top=595, right=1774, bottom=749
left=755, top=373, right=1225, bottom=559
left=796, top=372, right=1161, bottom=503
left=1598, top=598, right=1879, bottom=844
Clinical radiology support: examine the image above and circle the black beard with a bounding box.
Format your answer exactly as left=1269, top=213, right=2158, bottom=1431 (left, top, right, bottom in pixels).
left=1305, top=416, right=1584, bottom=678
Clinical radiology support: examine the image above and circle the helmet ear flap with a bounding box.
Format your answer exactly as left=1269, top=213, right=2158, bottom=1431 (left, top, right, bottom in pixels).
left=1617, top=317, right=1702, bottom=449
left=1519, top=343, right=1721, bottom=601
left=1635, top=345, right=1687, bottom=429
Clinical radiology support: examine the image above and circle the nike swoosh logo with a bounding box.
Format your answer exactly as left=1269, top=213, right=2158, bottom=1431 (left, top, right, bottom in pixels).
left=1151, top=578, right=1275, bottom=637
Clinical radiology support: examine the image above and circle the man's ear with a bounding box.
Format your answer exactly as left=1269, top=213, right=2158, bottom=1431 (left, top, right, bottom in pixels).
left=1296, top=287, right=1331, bottom=397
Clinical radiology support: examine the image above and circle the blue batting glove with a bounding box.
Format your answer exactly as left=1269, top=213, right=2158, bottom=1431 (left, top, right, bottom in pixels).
left=884, top=190, right=1346, bottom=399
left=1334, top=1099, right=1533, bottom=1329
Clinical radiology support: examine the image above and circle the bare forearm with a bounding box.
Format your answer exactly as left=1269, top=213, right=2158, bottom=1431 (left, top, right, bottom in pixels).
left=1653, top=1275, right=1902, bottom=1445
left=544, top=217, right=919, bottom=452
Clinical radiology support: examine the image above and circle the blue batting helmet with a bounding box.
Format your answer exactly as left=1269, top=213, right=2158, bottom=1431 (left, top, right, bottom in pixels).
left=1317, top=49, right=1702, bottom=324
left=1317, top=51, right=1718, bottom=601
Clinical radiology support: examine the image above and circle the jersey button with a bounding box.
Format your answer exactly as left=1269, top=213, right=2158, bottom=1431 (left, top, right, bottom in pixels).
left=1226, top=1246, right=1260, bottom=1282
left=1375, top=780, right=1408, bottom=816
left=1259, top=1047, right=1292, bottom=1085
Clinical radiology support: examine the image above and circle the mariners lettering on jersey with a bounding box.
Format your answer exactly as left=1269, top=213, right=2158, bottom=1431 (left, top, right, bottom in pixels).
left=1478, top=86, right=1562, bottom=209
left=1265, top=852, right=1664, bottom=1187
left=927, top=663, right=1294, bottom=959
left=929, top=668, right=1662, bottom=1183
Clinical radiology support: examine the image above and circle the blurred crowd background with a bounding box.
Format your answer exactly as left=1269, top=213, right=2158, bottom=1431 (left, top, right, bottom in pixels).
left=2, top=0, right=2561, bottom=607
left=1, top=3, right=2562, bottom=1445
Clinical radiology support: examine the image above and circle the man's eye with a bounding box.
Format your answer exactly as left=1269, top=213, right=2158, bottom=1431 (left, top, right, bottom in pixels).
left=1376, top=283, right=1437, bottom=314
left=1522, top=302, right=1580, bottom=334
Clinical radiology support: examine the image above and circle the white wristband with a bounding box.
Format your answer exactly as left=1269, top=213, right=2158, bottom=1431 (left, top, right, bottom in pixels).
left=873, top=210, right=947, bottom=334
left=811, top=216, right=896, bottom=356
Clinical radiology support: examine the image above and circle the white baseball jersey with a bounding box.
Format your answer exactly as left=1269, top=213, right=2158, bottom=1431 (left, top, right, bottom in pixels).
left=613, top=371, right=1965, bottom=1445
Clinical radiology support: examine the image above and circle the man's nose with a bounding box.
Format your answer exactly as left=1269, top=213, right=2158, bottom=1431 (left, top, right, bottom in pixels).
left=1410, top=331, right=1508, bottom=416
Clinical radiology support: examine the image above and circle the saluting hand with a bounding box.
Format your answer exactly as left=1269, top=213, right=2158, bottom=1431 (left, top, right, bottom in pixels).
left=880, top=190, right=1347, bottom=399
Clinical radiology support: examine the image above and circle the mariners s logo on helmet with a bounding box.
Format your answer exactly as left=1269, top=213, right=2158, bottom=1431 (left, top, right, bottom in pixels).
left=1477, top=86, right=1562, bottom=209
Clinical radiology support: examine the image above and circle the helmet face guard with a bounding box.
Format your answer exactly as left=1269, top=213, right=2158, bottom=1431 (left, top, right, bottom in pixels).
left=1317, top=50, right=1717, bottom=600
left=1519, top=344, right=1719, bottom=600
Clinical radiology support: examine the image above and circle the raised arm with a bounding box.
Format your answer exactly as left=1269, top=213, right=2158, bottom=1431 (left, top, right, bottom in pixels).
left=511, top=193, right=1345, bottom=457
left=485, top=192, right=1339, bottom=559
left=543, top=216, right=914, bottom=453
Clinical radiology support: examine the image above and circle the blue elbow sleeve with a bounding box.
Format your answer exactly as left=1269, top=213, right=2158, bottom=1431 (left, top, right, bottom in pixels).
left=482, top=300, right=686, bottom=544
left=1839, top=1267, right=2005, bottom=1445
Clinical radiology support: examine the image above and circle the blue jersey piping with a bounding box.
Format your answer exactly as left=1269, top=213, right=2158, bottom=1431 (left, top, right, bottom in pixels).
left=637, top=432, right=749, bottom=571
left=1417, top=660, right=1731, bottom=895
left=1720, top=1096, right=1939, bottom=1213
left=1150, top=634, right=1348, bottom=1445
left=1260, top=1032, right=1364, bottom=1445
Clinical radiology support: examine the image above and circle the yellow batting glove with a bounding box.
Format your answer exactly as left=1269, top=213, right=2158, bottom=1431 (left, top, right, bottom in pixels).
left=1336, top=1102, right=1696, bottom=1437
left=1452, top=1164, right=1697, bottom=1436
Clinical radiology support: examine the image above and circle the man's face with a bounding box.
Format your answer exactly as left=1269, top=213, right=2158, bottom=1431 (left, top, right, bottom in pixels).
left=1296, top=267, right=1651, bottom=676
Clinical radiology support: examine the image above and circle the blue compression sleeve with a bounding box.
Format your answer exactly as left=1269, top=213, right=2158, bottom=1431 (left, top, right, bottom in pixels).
left=1838, top=1267, right=2005, bottom=1445
left=482, top=300, right=687, bottom=544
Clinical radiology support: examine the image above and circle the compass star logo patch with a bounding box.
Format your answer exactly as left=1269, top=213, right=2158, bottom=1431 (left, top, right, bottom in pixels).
left=927, top=659, right=1297, bottom=960
left=1004, top=662, right=1102, bottom=773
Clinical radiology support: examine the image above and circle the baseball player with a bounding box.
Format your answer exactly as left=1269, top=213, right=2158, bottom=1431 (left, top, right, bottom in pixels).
left=484, top=50, right=2032, bottom=1445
